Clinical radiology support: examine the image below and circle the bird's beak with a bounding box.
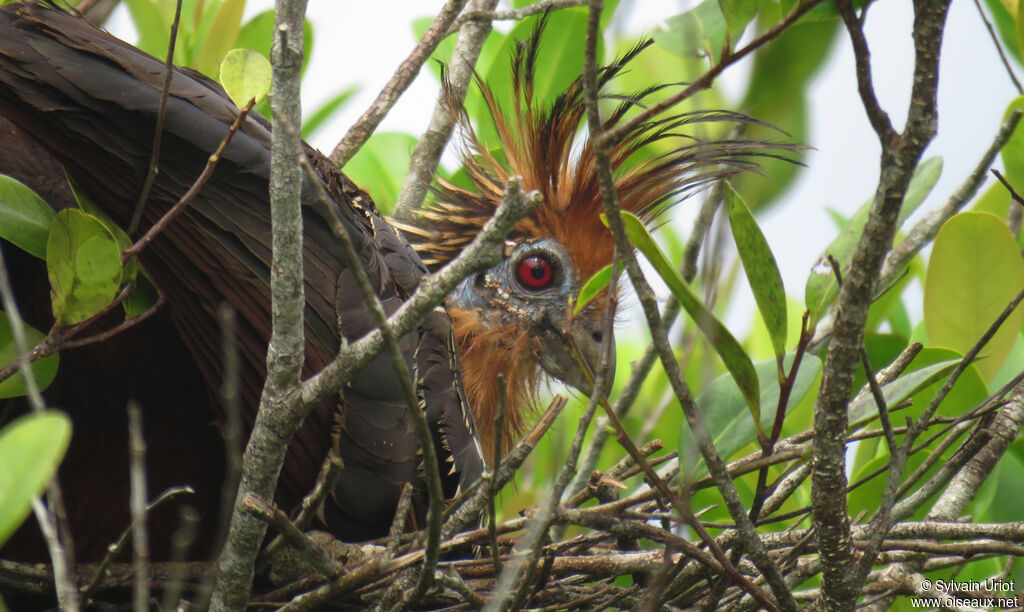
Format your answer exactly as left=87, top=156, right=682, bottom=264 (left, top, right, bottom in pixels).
left=537, top=317, right=614, bottom=397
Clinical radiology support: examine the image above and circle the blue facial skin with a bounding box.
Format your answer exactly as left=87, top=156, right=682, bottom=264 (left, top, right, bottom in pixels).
left=448, top=238, right=608, bottom=395
left=451, top=239, right=575, bottom=322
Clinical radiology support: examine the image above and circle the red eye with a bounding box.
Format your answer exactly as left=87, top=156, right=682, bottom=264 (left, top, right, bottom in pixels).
left=517, top=255, right=554, bottom=290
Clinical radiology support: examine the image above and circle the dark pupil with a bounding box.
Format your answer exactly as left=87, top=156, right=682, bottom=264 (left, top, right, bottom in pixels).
left=519, top=256, right=553, bottom=289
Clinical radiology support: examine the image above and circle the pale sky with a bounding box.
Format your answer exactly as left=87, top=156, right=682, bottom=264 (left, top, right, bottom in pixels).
left=109, top=1, right=1019, bottom=330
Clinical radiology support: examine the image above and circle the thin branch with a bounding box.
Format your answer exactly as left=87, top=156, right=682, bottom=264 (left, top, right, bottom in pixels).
left=210, top=1, right=308, bottom=608
left=122, top=101, right=255, bottom=262
left=992, top=168, right=1024, bottom=206
left=837, top=0, right=896, bottom=142
left=876, top=110, right=1023, bottom=291
left=259, top=452, right=342, bottom=570
left=329, top=0, right=468, bottom=166
left=301, top=179, right=541, bottom=407
left=579, top=3, right=793, bottom=610
left=128, top=402, right=150, bottom=612
left=447, top=0, right=587, bottom=34
left=810, top=1, right=951, bottom=607
left=0, top=238, right=78, bottom=611
left=243, top=494, right=340, bottom=580
left=82, top=487, right=195, bottom=599
left=293, top=150, right=446, bottom=607
left=391, top=0, right=499, bottom=220
left=129, top=0, right=183, bottom=234
left=972, top=0, right=1023, bottom=94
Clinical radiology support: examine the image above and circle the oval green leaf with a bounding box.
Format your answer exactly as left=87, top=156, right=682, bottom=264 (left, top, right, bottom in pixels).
left=681, top=353, right=821, bottom=480
left=0, top=411, right=71, bottom=548
left=47, top=209, right=124, bottom=325
left=924, top=212, right=1024, bottom=382
left=574, top=264, right=613, bottom=317
left=615, top=210, right=760, bottom=418
left=219, top=48, right=272, bottom=108
left=655, top=1, right=727, bottom=63
left=0, top=314, right=59, bottom=399
left=725, top=182, right=787, bottom=360
left=197, top=0, right=246, bottom=78
left=806, top=156, right=942, bottom=325
left=0, top=174, right=57, bottom=260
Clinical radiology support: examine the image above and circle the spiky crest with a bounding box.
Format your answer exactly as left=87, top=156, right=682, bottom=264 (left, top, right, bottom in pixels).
left=404, top=15, right=790, bottom=283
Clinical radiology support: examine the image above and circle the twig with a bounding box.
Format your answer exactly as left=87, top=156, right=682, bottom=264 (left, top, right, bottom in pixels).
left=329, top=0, right=469, bottom=167
left=971, top=0, right=1023, bottom=94
left=82, top=486, right=195, bottom=599
left=874, top=110, right=1023, bottom=300
left=243, top=494, right=340, bottom=580
left=392, top=0, right=500, bottom=220
left=259, top=452, right=342, bottom=571
left=161, top=505, right=200, bottom=612
left=209, top=2, right=308, bottom=608
left=446, top=0, right=587, bottom=35
left=488, top=374, right=507, bottom=574
left=0, top=281, right=163, bottom=386
left=991, top=168, right=1024, bottom=207
left=580, top=3, right=794, bottom=610
left=294, top=151, right=445, bottom=607
left=129, top=0, right=183, bottom=234
left=387, top=483, right=415, bottom=559
left=810, top=0, right=951, bottom=607
left=0, top=245, right=78, bottom=611
left=30, top=499, right=78, bottom=611
left=440, top=395, right=567, bottom=538
left=301, top=177, right=541, bottom=406
left=128, top=402, right=150, bottom=612
left=123, top=100, right=255, bottom=261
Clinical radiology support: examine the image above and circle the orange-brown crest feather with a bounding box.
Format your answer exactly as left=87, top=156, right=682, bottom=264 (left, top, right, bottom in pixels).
left=406, top=17, right=797, bottom=457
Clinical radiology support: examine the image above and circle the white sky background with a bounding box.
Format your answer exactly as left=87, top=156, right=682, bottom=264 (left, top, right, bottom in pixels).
left=110, top=1, right=1020, bottom=330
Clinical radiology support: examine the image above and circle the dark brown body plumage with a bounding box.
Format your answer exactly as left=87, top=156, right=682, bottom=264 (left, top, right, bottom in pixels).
left=0, top=1, right=481, bottom=561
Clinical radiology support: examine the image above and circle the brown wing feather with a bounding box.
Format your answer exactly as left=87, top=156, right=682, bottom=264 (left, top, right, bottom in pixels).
left=0, top=1, right=482, bottom=553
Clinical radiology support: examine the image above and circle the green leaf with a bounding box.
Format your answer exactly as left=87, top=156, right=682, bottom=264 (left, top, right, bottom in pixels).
left=122, top=0, right=170, bottom=57
left=848, top=358, right=961, bottom=428
left=47, top=210, right=124, bottom=325
left=655, top=1, right=727, bottom=63
left=122, top=273, right=160, bottom=320
left=342, top=132, right=418, bottom=212
left=983, top=0, right=1023, bottom=64
left=302, top=87, right=357, bottom=140
left=681, top=353, right=821, bottom=480
left=65, top=171, right=140, bottom=284
left=614, top=211, right=760, bottom=418
left=574, top=264, right=613, bottom=316
left=195, top=0, right=246, bottom=77
left=717, top=0, right=759, bottom=43
left=725, top=183, right=787, bottom=360
left=0, top=411, right=71, bottom=548
left=924, top=212, right=1024, bottom=381
left=1001, top=97, right=1024, bottom=190
left=805, top=156, right=943, bottom=325
left=0, top=314, right=59, bottom=398
left=219, top=48, right=272, bottom=108
left=0, top=175, right=57, bottom=259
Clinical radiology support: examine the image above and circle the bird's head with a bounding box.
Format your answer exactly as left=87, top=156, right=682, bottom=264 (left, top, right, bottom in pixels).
left=401, top=18, right=788, bottom=459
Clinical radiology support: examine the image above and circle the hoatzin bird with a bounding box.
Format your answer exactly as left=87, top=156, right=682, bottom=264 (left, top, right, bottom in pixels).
left=0, top=2, right=777, bottom=565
